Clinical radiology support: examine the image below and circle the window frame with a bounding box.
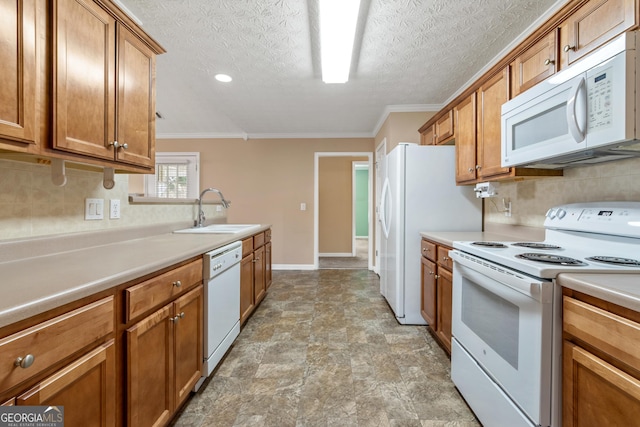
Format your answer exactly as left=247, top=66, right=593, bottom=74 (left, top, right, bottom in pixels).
left=144, top=152, right=200, bottom=199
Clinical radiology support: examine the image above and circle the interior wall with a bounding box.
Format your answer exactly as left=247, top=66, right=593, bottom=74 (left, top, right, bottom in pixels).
left=483, top=157, right=640, bottom=228
left=375, top=111, right=436, bottom=154
left=355, top=167, right=369, bottom=238
left=157, top=137, right=374, bottom=267
left=318, top=156, right=367, bottom=254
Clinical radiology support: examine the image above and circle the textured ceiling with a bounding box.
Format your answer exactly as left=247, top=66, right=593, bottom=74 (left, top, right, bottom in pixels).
left=119, top=0, right=565, bottom=138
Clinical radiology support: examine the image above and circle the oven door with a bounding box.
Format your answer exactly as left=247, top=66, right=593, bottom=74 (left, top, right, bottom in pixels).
left=450, top=250, right=554, bottom=426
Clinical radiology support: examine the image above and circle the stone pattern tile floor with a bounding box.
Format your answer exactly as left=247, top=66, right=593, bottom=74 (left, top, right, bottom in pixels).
left=171, top=270, right=480, bottom=427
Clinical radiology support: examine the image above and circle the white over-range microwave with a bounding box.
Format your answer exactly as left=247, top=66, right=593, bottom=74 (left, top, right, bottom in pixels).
left=501, top=31, right=640, bottom=169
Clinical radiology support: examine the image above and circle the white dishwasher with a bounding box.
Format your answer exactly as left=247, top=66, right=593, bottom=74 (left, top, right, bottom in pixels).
left=194, top=240, right=242, bottom=391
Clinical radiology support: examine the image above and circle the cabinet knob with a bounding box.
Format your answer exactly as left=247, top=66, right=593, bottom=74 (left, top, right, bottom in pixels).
left=563, top=44, right=575, bottom=52
left=475, top=165, right=481, bottom=170
left=422, top=248, right=429, bottom=252
left=170, top=316, right=179, bottom=323
left=428, top=271, right=434, bottom=275
left=14, top=354, right=35, bottom=369
left=468, top=167, right=474, bottom=172
left=173, top=280, right=182, bottom=287
left=109, top=141, right=128, bottom=150
left=544, top=59, right=554, bottom=66
left=442, top=256, right=450, bottom=261
left=434, top=275, right=440, bottom=280
left=178, top=312, right=185, bottom=319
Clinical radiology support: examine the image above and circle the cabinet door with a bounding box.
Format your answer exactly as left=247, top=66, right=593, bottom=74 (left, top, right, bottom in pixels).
left=254, top=245, right=266, bottom=304
left=559, top=0, right=637, bottom=68
left=127, top=304, right=173, bottom=427
left=511, top=31, right=556, bottom=97
left=240, top=253, right=255, bottom=325
left=17, top=340, right=116, bottom=427
left=420, top=256, right=437, bottom=327
left=435, top=268, right=453, bottom=354
left=454, top=93, right=477, bottom=183
left=477, top=68, right=510, bottom=179
left=173, top=285, right=203, bottom=409
left=265, top=241, right=272, bottom=290
left=0, top=0, right=37, bottom=147
left=435, top=110, right=454, bottom=144
left=115, top=24, right=156, bottom=168
left=420, top=124, right=435, bottom=145
left=53, top=0, right=116, bottom=160
left=563, top=341, right=640, bottom=426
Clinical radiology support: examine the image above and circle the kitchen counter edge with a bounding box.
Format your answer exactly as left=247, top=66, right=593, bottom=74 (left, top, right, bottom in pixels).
left=558, top=273, right=640, bottom=313
left=0, top=224, right=271, bottom=329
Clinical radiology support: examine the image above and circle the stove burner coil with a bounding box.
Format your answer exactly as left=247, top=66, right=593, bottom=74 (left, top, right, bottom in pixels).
left=516, top=253, right=587, bottom=266
left=586, top=256, right=640, bottom=266
left=512, top=242, right=562, bottom=250
left=471, top=242, right=508, bottom=248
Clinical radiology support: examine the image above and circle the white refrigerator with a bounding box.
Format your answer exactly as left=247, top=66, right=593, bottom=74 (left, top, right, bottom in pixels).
left=379, top=143, right=482, bottom=325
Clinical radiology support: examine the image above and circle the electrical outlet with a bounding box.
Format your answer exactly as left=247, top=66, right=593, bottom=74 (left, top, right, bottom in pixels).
left=85, top=198, right=104, bottom=220
left=110, top=199, right=121, bottom=219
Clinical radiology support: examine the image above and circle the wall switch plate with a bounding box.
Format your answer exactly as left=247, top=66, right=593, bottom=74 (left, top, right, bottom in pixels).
left=85, top=198, right=104, bottom=220
left=300, top=202, right=306, bottom=211
left=110, top=199, right=121, bottom=219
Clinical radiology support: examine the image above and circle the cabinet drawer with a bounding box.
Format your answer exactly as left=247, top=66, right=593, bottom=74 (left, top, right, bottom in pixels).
left=0, top=297, right=114, bottom=393
left=421, top=239, right=436, bottom=262
left=126, top=259, right=202, bottom=322
left=265, top=228, right=271, bottom=243
left=564, top=296, right=640, bottom=373
left=437, top=246, right=453, bottom=270
left=253, top=232, right=265, bottom=248
left=242, top=237, right=254, bottom=257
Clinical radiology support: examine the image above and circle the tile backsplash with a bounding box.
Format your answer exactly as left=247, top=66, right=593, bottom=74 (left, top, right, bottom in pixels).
left=484, top=157, right=640, bottom=227
left=0, top=159, right=223, bottom=240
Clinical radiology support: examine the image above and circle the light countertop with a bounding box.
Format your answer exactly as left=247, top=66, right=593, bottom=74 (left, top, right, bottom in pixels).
left=558, top=273, right=640, bottom=312
left=0, top=225, right=271, bottom=329
left=420, top=224, right=545, bottom=248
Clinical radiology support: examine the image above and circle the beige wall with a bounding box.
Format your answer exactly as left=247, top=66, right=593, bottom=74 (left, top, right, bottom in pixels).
left=318, top=156, right=368, bottom=254
left=156, top=137, right=374, bottom=267
left=375, top=111, right=436, bottom=153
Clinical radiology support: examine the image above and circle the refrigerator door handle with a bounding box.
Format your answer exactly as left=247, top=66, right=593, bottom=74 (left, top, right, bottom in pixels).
left=380, top=177, right=391, bottom=239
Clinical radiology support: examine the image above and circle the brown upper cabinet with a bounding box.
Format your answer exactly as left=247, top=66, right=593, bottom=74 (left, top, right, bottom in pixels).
left=559, top=0, right=638, bottom=69
left=420, top=123, right=435, bottom=145
left=0, top=0, right=38, bottom=151
left=435, top=110, right=455, bottom=145
left=454, top=93, right=477, bottom=183
left=511, top=31, right=557, bottom=97
left=53, top=0, right=161, bottom=169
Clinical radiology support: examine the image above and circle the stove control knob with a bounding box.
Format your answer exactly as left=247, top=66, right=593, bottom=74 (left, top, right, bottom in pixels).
left=546, top=208, right=557, bottom=219
left=556, top=208, right=566, bottom=219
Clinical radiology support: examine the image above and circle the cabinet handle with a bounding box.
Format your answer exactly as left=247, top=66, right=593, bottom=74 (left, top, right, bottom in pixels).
left=563, top=44, right=575, bottom=52
left=428, top=271, right=434, bottom=275
left=109, top=141, right=128, bottom=150
left=14, top=354, right=35, bottom=369
left=173, top=280, right=182, bottom=287
left=442, top=256, right=450, bottom=261
left=544, top=59, right=554, bottom=66
left=422, top=248, right=430, bottom=253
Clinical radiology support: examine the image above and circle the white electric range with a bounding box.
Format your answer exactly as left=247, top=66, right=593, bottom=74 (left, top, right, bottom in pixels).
left=449, top=202, right=640, bottom=427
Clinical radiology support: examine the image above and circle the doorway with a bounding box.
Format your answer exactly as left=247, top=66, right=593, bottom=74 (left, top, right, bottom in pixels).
left=314, top=152, right=373, bottom=270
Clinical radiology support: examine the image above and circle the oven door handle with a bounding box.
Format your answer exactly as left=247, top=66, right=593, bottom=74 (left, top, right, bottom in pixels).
left=450, top=250, right=552, bottom=303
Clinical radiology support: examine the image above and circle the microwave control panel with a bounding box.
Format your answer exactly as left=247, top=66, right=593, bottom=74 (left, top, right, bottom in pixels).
left=587, top=66, right=613, bottom=131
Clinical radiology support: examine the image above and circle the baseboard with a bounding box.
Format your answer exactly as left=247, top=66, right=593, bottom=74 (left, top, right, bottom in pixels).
left=273, top=264, right=316, bottom=270
left=318, top=252, right=353, bottom=257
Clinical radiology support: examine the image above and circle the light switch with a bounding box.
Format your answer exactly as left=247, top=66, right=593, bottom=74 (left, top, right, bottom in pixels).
left=300, top=202, right=306, bottom=211
left=85, top=198, right=104, bottom=220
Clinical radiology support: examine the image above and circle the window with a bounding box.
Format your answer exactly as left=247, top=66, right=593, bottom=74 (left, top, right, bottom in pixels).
left=144, top=152, right=200, bottom=199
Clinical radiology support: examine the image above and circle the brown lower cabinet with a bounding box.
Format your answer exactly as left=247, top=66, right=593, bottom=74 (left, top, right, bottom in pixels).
left=420, top=238, right=453, bottom=353
left=562, top=289, right=640, bottom=426
left=0, top=230, right=272, bottom=426
left=240, top=229, right=273, bottom=325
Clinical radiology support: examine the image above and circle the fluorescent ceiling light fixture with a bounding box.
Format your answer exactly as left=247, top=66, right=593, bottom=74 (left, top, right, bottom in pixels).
left=319, top=0, right=361, bottom=84
left=215, top=74, right=232, bottom=83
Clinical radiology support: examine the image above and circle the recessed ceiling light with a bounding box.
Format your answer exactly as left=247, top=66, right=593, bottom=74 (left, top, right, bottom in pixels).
left=215, top=74, right=232, bottom=83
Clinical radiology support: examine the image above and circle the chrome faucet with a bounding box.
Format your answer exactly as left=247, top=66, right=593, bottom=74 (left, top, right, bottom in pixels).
left=196, top=188, right=231, bottom=227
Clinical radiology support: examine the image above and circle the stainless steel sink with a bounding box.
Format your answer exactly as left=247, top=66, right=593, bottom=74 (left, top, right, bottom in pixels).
left=173, top=224, right=261, bottom=234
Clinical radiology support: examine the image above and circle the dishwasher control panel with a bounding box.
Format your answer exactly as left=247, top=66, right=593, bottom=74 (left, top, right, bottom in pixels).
left=204, top=241, right=242, bottom=279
